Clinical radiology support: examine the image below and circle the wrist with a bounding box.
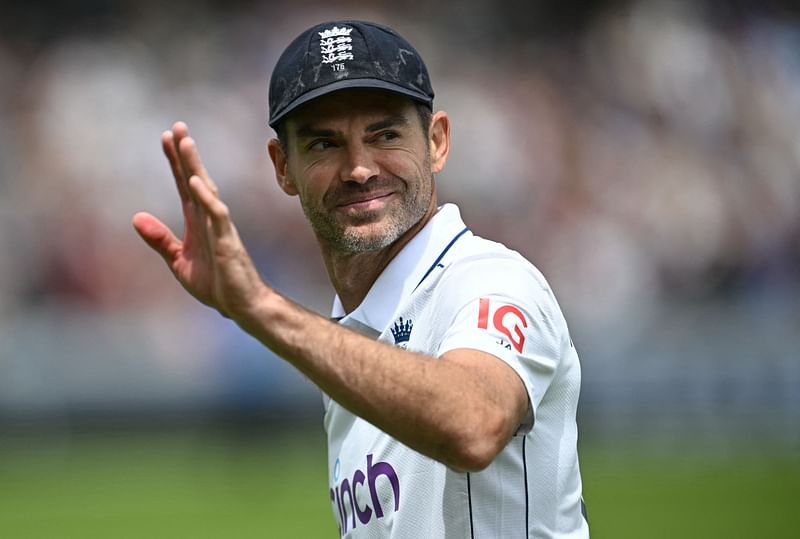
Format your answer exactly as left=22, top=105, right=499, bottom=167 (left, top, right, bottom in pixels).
left=231, top=283, right=280, bottom=335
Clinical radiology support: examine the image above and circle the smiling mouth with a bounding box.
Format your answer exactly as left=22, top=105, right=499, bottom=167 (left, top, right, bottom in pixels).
left=336, top=192, right=395, bottom=209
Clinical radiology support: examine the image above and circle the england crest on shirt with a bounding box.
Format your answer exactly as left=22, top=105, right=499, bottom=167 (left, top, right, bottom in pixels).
left=390, top=317, right=413, bottom=349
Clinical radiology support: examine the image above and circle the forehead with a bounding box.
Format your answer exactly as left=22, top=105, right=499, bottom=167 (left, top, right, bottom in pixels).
left=284, top=89, right=418, bottom=130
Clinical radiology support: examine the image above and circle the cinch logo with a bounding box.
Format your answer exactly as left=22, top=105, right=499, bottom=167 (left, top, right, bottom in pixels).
left=330, top=454, right=400, bottom=536
left=477, top=297, right=528, bottom=353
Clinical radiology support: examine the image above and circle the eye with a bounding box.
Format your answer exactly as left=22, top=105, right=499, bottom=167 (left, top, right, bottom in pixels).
left=375, top=131, right=400, bottom=142
left=308, top=139, right=337, bottom=151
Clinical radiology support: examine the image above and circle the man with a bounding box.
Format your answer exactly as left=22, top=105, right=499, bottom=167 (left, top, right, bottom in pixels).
left=133, top=20, right=589, bottom=538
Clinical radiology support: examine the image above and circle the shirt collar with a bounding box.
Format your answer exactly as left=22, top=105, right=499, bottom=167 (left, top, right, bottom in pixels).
left=331, top=203, right=470, bottom=331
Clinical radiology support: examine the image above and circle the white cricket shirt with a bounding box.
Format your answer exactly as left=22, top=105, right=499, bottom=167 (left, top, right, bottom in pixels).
left=326, top=204, right=589, bottom=538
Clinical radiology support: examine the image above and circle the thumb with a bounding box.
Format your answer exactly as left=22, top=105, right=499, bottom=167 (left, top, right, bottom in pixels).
left=132, top=212, right=181, bottom=264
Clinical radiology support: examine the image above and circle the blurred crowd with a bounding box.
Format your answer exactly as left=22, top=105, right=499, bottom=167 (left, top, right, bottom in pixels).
left=0, top=1, right=797, bottom=442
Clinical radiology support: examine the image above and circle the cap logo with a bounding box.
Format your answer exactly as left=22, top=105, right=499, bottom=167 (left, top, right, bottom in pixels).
left=318, top=26, right=354, bottom=70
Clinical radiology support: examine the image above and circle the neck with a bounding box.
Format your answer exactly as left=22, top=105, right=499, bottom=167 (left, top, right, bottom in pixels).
left=321, top=204, right=438, bottom=314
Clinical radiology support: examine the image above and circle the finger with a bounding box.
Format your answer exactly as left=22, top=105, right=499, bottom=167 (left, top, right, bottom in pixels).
left=171, top=120, right=189, bottom=140
left=188, top=175, right=232, bottom=237
left=132, top=211, right=183, bottom=265
left=178, top=136, right=218, bottom=195
left=162, top=130, right=191, bottom=203
left=171, top=122, right=194, bottom=194
left=171, top=123, right=220, bottom=198
left=172, top=120, right=191, bottom=171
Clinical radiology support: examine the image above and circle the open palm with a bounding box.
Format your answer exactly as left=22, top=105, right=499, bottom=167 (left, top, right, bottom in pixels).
left=132, top=122, right=266, bottom=320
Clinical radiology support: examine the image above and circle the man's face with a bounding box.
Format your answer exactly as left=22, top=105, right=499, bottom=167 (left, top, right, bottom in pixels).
left=277, top=90, right=437, bottom=254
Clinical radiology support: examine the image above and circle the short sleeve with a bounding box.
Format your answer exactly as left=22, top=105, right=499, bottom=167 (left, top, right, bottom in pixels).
left=433, top=255, right=566, bottom=433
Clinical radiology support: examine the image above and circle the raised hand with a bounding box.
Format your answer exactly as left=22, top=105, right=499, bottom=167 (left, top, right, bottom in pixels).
left=132, top=122, right=267, bottom=321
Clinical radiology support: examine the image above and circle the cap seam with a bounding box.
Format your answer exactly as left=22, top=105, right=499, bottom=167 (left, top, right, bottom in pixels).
left=353, top=23, right=375, bottom=71
left=301, top=24, right=316, bottom=88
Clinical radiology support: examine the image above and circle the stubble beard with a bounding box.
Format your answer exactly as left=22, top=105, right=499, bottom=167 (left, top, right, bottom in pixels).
left=299, top=172, right=433, bottom=255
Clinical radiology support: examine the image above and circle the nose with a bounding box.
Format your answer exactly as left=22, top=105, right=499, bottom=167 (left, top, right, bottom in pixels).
left=342, top=142, right=379, bottom=184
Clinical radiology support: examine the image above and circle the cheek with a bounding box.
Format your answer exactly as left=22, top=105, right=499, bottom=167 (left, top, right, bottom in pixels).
left=296, top=165, right=336, bottom=203
left=383, top=149, right=429, bottom=180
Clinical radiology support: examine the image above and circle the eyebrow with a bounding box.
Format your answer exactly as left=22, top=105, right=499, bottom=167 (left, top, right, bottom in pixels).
left=294, top=115, right=410, bottom=139
left=365, top=115, right=410, bottom=133
left=295, top=125, right=337, bottom=139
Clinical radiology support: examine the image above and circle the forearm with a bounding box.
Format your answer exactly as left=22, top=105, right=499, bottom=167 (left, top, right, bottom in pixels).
left=235, top=288, right=515, bottom=471
left=136, top=122, right=521, bottom=470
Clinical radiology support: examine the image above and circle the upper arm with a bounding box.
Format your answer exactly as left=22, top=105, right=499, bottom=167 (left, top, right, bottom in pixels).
left=433, top=254, right=568, bottom=434
left=440, top=347, right=530, bottom=437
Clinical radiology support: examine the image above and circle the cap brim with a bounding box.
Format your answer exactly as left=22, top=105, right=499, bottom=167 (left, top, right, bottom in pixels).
left=268, top=78, right=433, bottom=128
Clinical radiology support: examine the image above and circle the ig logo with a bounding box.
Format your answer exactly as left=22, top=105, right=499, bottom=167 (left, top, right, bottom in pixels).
left=477, top=298, right=528, bottom=353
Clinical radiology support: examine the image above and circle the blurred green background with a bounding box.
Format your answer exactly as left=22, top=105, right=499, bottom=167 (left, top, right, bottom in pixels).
left=1, top=431, right=798, bottom=538
left=1, top=0, right=798, bottom=537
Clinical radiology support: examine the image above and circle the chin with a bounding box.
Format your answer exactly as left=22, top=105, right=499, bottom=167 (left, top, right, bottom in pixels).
left=337, top=222, right=404, bottom=253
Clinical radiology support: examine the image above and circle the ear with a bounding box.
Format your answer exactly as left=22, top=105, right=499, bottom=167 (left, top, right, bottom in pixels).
left=268, top=138, right=298, bottom=196
left=428, top=111, right=450, bottom=174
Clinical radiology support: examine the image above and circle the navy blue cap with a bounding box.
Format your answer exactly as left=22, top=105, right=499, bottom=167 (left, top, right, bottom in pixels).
left=268, top=20, right=434, bottom=128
